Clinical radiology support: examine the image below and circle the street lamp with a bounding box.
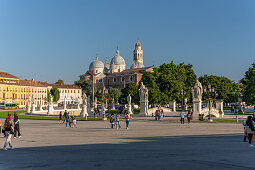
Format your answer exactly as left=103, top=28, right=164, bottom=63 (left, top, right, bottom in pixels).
left=179, top=89, right=186, bottom=111
left=204, top=84, right=218, bottom=121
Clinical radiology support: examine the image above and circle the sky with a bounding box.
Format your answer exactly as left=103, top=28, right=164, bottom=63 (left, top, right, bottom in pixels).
left=0, top=0, right=254, bottom=84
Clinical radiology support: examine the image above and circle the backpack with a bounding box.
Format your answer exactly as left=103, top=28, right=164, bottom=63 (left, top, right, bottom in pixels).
left=249, top=124, right=255, bottom=131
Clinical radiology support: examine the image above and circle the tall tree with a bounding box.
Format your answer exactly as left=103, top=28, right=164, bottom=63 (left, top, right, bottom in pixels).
left=108, top=87, right=121, bottom=103
left=50, top=87, right=60, bottom=102
left=241, top=63, right=255, bottom=105
left=119, top=83, right=139, bottom=105
left=199, top=75, right=236, bottom=103
left=55, top=80, right=64, bottom=85
left=75, top=80, right=94, bottom=97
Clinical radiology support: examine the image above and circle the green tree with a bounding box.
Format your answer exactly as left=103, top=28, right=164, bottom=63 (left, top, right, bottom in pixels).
left=142, top=61, right=197, bottom=105
left=119, top=83, right=139, bottom=105
left=50, top=87, right=60, bottom=102
left=241, top=63, right=255, bottom=105
left=75, top=80, right=94, bottom=97
left=55, top=80, right=64, bottom=85
left=108, top=87, right=121, bottom=103
left=199, top=75, right=236, bottom=103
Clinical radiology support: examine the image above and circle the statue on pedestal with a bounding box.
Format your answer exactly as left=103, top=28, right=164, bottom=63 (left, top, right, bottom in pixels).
left=139, top=82, right=149, bottom=116
left=192, top=79, right=203, bottom=100
left=127, top=94, right=132, bottom=114
left=80, top=92, right=88, bottom=117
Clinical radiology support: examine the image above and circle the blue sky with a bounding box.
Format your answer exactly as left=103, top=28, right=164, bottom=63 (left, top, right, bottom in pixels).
left=0, top=0, right=254, bottom=84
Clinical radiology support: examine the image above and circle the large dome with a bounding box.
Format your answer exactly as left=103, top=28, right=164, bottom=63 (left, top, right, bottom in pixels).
left=110, top=48, right=126, bottom=65
left=89, top=56, right=104, bottom=73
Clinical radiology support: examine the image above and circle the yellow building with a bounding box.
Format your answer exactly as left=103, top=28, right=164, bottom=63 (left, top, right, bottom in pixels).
left=0, top=72, right=82, bottom=108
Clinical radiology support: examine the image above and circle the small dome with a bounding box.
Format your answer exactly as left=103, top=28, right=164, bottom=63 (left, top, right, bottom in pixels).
left=104, top=59, right=110, bottom=72
left=89, top=56, right=104, bottom=72
left=110, top=47, right=126, bottom=65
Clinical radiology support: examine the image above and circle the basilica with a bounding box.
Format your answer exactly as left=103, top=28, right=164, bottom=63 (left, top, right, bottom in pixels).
left=80, top=40, right=154, bottom=89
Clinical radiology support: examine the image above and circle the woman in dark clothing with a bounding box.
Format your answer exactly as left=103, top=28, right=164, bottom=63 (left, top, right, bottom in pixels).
left=3, top=118, right=14, bottom=150
left=245, top=116, right=255, bottom=147
left=13, top=113, right=21, bottom=138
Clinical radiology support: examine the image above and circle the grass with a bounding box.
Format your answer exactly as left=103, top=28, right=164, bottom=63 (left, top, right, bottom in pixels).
left=210, top=119, right=244, bottom=123
left=134, top=108, right=140, bottom=114
left=0, top=110, right=102, bottom=121
left=229, top=112, right=253, bottom=115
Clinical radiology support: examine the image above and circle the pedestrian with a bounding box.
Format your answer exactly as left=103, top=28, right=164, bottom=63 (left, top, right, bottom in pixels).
left=2, top=118, right=14, bottom=150
left=116, top=113, right=121, bottom=129
left=13, top=113, right=21, bottom=138
left=180, top=111, right=185, bottom=124
left=63, top=110, right=68, bottom=124
left=110, top=113, right=115, bottom=128
left=59, top=112, right=63, bottom=124
left=245, top=116, right=255, bottom=147
left=8, top=112, right=12, bottom=120
left=125, top=113, right=131, bottom=129
left=243, top=118, right=248, bottom=142
left=0, top=119, right=2, bottom=135
left=160, top=109, right=164, bottom=119
left=73, top=117, right=77, bottom=128
left=64, top=112, right=71, bottom=128
left=187, top=111, right=192, bottom=124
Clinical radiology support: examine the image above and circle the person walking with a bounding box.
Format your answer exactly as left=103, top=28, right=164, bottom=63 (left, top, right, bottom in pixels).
left=187, top=110, right=192, bottom=124
left=180, top=111, right=185, bottom=124
left=2, top=118, right=14, bottom=150
left=245, top=116, right=255, bottom=147
left=125, top=114, right=131, bottom=129
left=243, top=118, right=248, bottom=142
left=64, top=112, right=71, bottom=128
left=73, top=117, right=77, bottom=128
left=116, top=113, right=121, bottom=129
left=59, top=112, right=63, bottom=124
left=13, top=113, right=21, bottom=138
left=110, top=113, right=115, bottom=129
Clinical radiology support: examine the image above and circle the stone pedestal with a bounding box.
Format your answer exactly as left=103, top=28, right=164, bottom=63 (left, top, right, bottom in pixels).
left=169, top=100, right=176, bottom=112
left=31, top=103, right=36, bottom=113
left=140, top=101, right=149, bottom=116
left=128, top=104, right=132, bottom=114
left=27, top=105, right=31, bottom=114
left=47, top=104, right=54, bottom=115
left=192, top=99, right=202, bottom=118
left=64, top=98, right=67, bottom=110
left=80, top=104, right=88, bottom=117
left=216, top=99, right=224, bottom=118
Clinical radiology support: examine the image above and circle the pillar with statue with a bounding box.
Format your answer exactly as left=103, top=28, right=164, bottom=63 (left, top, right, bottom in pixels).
left=139, top=82, right=149, bottom=116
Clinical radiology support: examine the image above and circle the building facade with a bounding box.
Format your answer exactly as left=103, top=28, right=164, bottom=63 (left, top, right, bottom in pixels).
left=80, top=40, right=154, bottom=89
left=0, top=72, right=82, bottom=108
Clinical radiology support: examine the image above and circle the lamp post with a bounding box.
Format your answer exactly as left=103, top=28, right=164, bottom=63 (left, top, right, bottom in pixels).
left=179, top=89, right=186, bottom=111
left=233, top=89, right=243, bottom=113
left=204, top=84, right=218, bottom=121
left=101, top=86, right=108, bottom=120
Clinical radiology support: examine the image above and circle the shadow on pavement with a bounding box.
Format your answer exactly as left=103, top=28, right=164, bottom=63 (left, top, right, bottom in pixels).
left=0, top=134, right=252, bottom=170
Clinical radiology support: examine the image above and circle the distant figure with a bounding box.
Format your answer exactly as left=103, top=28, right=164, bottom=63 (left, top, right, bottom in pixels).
left=59, top=112, right=63, bottom=124
left=13, top=112, right=21, bottom=138
left=116, top=113, right=121, bottom=129
left=245, top=116, right=255, bottom=147
left=187, top=111, right=192, bottom=124
left=243, top=118, right=248, bottom=142
left=125, top=114, right=131, bottom=129
left=64, top=112, right=71, bottom=128
left=0, top=119, right=2, bottom=136
left=180, top=111, right=185, bottom=124
left=3, top=118, right=14, bottom=150
left=73, top=117, right=77, bottom=128
left=110, top=113, right=115, bottom=129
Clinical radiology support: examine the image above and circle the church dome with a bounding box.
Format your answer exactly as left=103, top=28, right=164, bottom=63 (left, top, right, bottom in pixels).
left=89, top=56, right=104, bottom=73
left=110, top=47, right=126, bottom=66
left=104, top=59, right=110, bottom=73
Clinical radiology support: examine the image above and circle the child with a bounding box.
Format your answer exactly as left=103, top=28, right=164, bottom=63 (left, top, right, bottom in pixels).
left=73, top=117, right=77, bottom=128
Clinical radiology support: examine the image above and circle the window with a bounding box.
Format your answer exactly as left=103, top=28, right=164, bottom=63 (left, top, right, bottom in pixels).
left=130, top=76, right=133, bottom=82
left=121, top=77, right=125, bottom=82
left=99, top=79, right=103, bottom=83
left=113, top=77, right=116, bottom=83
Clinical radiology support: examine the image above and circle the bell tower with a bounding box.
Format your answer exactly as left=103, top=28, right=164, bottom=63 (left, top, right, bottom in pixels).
left=131, top=40, right=144, bottom=69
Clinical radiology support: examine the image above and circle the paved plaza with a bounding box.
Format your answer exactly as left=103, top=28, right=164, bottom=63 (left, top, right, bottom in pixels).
left=0, top=117, right=253, bottom=170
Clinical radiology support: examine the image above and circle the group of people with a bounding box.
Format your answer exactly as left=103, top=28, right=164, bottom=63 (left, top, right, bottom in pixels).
left=180, top=109, right=193, bottom=124
left=0, top=112, right=22, bottom=150
left=109, top=113, right=131, bottom=129
left=154, top=104, right=164, bottom=120
left=59, top=111, right=77, bottom=128
left=243, top=114, right=255, bottom=147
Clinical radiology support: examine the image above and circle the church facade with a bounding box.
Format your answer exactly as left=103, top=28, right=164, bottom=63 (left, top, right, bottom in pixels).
left=80, top=41, right=154, bottom=90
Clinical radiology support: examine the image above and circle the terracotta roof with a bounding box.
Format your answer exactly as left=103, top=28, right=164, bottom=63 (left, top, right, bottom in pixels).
left=113, top=66, right=154, bottom=75
left=19, top=80, right=47, bottom=87
left=0, top=72, right=19, bottom=79
left=49, top=84, right=81, bottom=89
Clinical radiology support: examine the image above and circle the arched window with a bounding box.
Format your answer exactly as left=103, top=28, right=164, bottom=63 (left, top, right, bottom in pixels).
left=121, top=77, right=125, bottom=82
left=130, top=76, right=133, bottom=82
left=113, top=77, right=116, bottom=83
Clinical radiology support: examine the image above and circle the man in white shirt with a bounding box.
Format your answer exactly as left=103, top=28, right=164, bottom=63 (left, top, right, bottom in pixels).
left=180, top=111, right=185, bottom=124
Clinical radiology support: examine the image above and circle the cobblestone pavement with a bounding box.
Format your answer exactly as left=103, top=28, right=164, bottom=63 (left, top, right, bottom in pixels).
left=0, top=118, right=251, bottom=170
